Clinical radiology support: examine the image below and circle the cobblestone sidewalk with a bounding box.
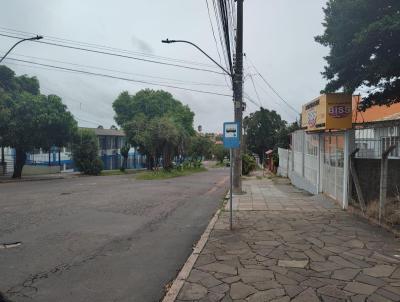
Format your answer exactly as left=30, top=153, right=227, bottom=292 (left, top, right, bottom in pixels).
left=176, top=176, right=400, bottom=302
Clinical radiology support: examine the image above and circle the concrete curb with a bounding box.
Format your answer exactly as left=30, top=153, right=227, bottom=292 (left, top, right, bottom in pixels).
left=162, top=206, right=221, bottom=302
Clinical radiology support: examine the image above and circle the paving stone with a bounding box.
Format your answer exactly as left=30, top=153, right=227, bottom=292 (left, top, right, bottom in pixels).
left=291, top=287, right=320, bottom=302
left=188, top=269, right=222, bottom=288
left=198, top=262, right=237, bottom=275
left=382, top=285, right=400, bottom=296
left=252, top=280, right=282, bottom=291
left=283, top=284, right=305, bottom=298
left=269, top=265, right=288, bottom=275
left=238, top=268, right=274, bottom=283
left=286, top=271, right=308, bottom=283
left=196, top=254, right=217, bottom=266
left=222, top=276, right=241, bottom=284
left=366, top=293, right=393, bottom=302
left=329, top=255, right=360, bottom=269
left=270, top=297, right=290, bottom=302
left=317, top=285, right=347, bottom=299
left=247, top=288, right=285, bottom=302
left=344, top=239, right=365, bottom=249
left=392, top=267, right=400, bottom=279
left=320, top=295, right=347, bottom=302
left=363, top=265, right=396, bottom=278
left=344, top=282, right=378, bottom=295
left=332, top=268, right=360, bottom=281
left=230, top=282, right=257, bottom=300
left=178, top=282, right=208, bottom=300
left=355, top=273, right=387, bottom=287
left=310, top=261, right=342, bottom=272
left=304, top=249, right=325, bottom=262
left=351, top=294, right=367, bottom=302
left=300, top=277, right=327, bottom=289
left=275, top=273, right=298, bottom=285
left=375, top=287, right=400, bottom=301
left=199, top=291, right=225, bottom=302
left=306, top=237, right=325, bottom=248
left=277, top=260, right=308, bottom=268
left=209, top=283, right=230, bottom=294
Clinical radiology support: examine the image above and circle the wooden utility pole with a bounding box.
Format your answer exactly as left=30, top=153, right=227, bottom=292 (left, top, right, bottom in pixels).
left=233, top=0, right=244, bottom=193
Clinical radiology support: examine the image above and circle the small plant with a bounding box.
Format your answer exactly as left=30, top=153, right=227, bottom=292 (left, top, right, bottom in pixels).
left=242, top=153, right=256, bottom=176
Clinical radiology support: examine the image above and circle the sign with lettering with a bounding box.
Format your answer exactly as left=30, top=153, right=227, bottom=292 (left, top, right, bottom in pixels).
left=223, top=122, right=240, bottom=149
left=301, top=94, right=352, bottom=131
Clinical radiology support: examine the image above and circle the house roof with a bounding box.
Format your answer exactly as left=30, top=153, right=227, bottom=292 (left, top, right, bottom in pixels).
left=352, top=96, right=400, bottom=124
left=81, top=127, right=126, bottom=137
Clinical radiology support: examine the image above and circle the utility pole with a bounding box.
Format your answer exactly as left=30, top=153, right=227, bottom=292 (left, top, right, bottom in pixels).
left=233, top=0, right=244, bottom=193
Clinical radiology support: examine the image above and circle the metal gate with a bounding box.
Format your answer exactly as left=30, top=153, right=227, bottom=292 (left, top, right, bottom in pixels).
left=322, top=132, right=345, bottom=203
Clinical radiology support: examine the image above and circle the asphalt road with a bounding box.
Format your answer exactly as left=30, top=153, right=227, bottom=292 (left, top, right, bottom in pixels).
left=0, top=167, right=228, bottom=302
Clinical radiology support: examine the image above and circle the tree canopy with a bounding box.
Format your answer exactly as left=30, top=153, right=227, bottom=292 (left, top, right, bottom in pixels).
left=315, top=0, right=400, bottom=109
left=0, top=65, right=77, bottom=178
left=113, top=89, right=195, bottom=169
left=243, top=108, right=294, bottom=161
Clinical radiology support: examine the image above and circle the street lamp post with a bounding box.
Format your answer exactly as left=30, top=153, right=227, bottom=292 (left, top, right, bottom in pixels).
left=0, top=35, right=43, bottom=64
left=161, top=39, right=232, bottom=77
left=0, top=35, right=43, bottom=175
left=161, top=37, right=243, bottom=193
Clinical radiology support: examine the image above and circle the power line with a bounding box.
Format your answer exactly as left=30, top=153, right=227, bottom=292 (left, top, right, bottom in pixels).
left=205, top=0, right=232, bottom=88
left=4, top=57, right=233, bottom=98
left=0, top=33, right=225, bottom=75
left=0, top=51, right=228, bottom=88
left=0, top=26, right=218, bottom=69
left=248, top=73, right=263, bottom=108
left=245, top=55, right=300, bottom=115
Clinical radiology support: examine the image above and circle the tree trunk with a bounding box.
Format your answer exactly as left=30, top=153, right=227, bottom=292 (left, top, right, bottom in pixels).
left=12, top=148, right=27, bottom=178
left=121, top=155, right=127, bottom=171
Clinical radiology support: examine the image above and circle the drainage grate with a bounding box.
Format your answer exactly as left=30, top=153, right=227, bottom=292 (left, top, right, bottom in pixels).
left=0, top=242, right=22, bottom=250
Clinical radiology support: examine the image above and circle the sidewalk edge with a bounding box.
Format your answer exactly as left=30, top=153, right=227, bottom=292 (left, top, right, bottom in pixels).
left=162, top=207, right=221, bottom=302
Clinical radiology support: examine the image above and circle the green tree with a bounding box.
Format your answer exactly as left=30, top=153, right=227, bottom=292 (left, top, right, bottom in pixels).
left=72, top=129, right=103, bottom=175
left=243, top=108, right=287, bottom=161
left=0, top=66, right=77, bottom=178
left=188, top=135, right=213, bottom=162
left=212, top=144, right=229, bottom=163
left=315, top=0, right=400, bottom=109
left=113, top=89, right=195, bottom=170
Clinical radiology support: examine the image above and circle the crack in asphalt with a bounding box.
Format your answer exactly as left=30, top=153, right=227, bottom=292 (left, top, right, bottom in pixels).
left=5, top=197, right=187, bottom=300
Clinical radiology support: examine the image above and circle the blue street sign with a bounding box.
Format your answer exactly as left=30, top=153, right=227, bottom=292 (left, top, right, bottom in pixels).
left=223, top=122, right=240, bottom=149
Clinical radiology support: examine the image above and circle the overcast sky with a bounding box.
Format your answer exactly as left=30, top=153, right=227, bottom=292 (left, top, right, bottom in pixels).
left=0, top=0, right=329, bottom=132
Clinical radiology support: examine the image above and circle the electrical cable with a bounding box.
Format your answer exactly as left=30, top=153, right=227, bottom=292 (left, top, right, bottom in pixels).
left=3, top=57, right=233, bottom=98
left=0, top=33, right=225, bottom=75
left=0, top=26, right=218, bottom=69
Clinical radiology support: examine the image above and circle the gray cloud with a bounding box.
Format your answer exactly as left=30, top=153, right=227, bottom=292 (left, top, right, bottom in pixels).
left=0, top=0, right=328, bottom=132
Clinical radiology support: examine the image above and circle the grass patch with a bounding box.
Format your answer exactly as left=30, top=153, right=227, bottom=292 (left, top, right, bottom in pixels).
left=100, top=169, right=140, bottom=176
left=136, top=167, right=207, bottom=180
left=212, top=162, right=227, bottom=168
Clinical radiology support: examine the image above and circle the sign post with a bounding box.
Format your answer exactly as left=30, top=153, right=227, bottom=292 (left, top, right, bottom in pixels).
left=223, top=122, right=240, bottom=230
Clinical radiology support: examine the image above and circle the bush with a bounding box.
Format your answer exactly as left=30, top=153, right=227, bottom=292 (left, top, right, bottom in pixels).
left=242, top=153, right=256, bottom=176
left=72, top=129, right=103, bottom=175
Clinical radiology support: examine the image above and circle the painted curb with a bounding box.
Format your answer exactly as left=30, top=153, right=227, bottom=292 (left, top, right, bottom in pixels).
left=162, top=207, right=222, bottom=302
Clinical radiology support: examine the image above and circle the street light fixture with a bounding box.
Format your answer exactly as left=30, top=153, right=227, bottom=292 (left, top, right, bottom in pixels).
left=0, top=34, right=43, bottom=174
left=0, top=35, right=43, bottom=64
left=161, top=39, right=232, bottom=78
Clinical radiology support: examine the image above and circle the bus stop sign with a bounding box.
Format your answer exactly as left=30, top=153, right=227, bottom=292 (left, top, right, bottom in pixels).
left=223, top=122, right=240, bottom=149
